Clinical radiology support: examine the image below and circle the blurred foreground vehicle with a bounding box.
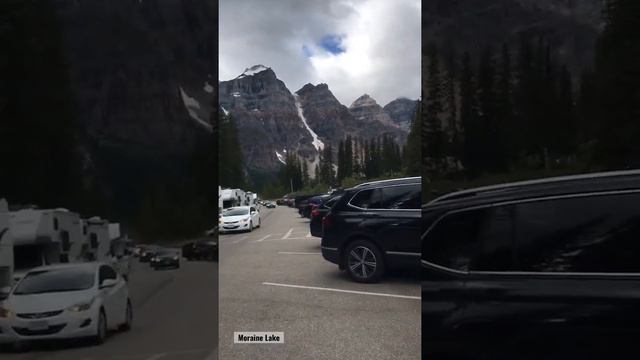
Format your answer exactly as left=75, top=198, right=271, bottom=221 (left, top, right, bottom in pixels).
left=422, top=170, right=640, bottom=359
left=0, top=262, right=131, bottom=349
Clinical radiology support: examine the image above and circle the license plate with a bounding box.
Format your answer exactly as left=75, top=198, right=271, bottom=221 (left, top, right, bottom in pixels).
left=27, top=320, right=49, bottom=331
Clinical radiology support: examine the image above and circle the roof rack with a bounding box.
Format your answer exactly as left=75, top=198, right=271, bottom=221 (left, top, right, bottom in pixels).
left=427, top=169, right=640, bottom=205
left=354, top=176, right=421, bottom=188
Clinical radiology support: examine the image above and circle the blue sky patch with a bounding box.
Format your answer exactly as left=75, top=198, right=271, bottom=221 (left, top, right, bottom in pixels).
left=319, top=34, right=345, bottom=55
left=302, top=45, right=314, bottom=58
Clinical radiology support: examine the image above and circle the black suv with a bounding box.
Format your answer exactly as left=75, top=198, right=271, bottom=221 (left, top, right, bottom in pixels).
left=321, top=177, right=421, bottom=282
left=422, top=170, right=640, bottom=359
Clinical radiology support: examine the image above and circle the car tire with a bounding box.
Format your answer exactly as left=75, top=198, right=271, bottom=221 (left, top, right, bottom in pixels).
left=344, top=239, right=385, bottom=283
left=94, top=309, right=107, bottom=345
left=119, top=300, right=132, bottom=331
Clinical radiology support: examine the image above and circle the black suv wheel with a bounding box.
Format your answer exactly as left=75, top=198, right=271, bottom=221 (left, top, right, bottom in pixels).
left=344, top=239, right=385, bottom=283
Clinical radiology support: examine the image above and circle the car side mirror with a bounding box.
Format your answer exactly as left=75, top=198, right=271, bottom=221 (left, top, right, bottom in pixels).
left=100, top=278, right=117, bottom=289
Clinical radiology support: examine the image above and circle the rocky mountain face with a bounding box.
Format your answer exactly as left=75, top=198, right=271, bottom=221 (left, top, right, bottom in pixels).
left=383, top=98, right=420, bottom=131
left=53, top=0, right=217, bottom=220
left=424, top=0, right=604, bottom=73
left=220, top=66, right=415, bottom=184
left=219, top=66, right=317, bottom=175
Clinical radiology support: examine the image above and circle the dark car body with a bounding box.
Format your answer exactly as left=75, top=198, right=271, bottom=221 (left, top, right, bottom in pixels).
left=422, top=170, right=640, bottom=359
left=303, top=195, right=331, bottom=218
left=321, top=177, right=421, bottom=282
left=310, top=195, right=342, bottom=237
left=150, top=249, right=180, bottom=269
left=182, top=238, right=218, bottom=261
left=265, top=202, right=276, bottom=208
left=139, top=246, right=159, bottom=262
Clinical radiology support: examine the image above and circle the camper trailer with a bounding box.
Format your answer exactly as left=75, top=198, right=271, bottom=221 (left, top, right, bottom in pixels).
left=246, top=192, right=259, bottom=207
left=9, top=208, right=84, bottom=282
left=220, top=188, right=246, bottom=209
left=0, top=199, right=13, bottom=297
left=85, top=216, right=111, bottom=262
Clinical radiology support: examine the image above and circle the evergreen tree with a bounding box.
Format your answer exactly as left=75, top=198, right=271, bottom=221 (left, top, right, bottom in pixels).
left=337, top=140, right=345, bottom=181
left=218, top=113, right=245, bottom=188
left=459, top=51, right=481, bottom=177
left=424, top=44, right=446, bottom=176
left=345, top=135, right=353, bottom=178
left=590, top=0, right=640, bottom=167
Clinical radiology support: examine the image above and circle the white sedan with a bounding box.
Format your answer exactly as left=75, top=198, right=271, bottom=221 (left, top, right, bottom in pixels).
left=219, top=206, right=261, bottom=233
left=0, top=262, right=132, bottom=347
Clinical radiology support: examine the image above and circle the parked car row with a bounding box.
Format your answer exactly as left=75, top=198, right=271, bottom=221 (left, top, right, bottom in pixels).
left=182, top=228, right=218, bottom=262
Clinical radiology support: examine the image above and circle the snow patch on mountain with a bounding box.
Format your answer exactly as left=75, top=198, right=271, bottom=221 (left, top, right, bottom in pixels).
left=275, top=151, right=286, bottom=165
left=237, top=65, right=269, bottom=79
left=179, top=86, right=212, bottom=131
left=293, top=94, right=324, bottom=152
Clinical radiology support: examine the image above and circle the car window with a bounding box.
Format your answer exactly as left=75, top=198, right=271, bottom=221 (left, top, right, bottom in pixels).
left=423, top=206, right=516, bottom=271
left=382, top=184, right=421, bottom=209
left=14, top=267, right=95, bottom=295
left=515, top=193, right=640, bottom=273
left=99, top=265, right=118, bottom=283
left=223, top=208, right=249, bottom=216
left=324, top=196, right=341, bottom=208
left=349, top=188, right=383, bottom=209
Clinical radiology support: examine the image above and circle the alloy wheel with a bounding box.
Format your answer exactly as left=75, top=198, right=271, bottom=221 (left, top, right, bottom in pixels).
left=347, top=246, right=377, bottom=280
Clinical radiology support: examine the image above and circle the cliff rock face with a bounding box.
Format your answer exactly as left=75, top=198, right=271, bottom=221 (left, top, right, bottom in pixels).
left=220, top=66, right=415, bottom=184
left=219, top=66, right=317, bottom=174
left=53, top=0, right=217, bottom=218
left=349, top=94, right=407, bottom=143
left=383, top=98, right=419, bottom=131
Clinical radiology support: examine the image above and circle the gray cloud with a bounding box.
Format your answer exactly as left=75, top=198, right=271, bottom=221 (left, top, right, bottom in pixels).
left=220, top=0, right=421, bottom=106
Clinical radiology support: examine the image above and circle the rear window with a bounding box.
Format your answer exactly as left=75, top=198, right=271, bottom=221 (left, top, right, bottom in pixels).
left=349, top=189, right=383, bottom=209
left=382, top=184, right=421, bottom=209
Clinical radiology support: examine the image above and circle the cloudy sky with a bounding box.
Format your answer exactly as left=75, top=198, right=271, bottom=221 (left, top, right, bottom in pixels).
left=219, top=0, right=421, bottom=107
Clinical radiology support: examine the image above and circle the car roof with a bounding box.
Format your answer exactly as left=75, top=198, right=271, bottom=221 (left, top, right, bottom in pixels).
left=424, top=170, right=640, bottom=211
left=224, top=206, right=250, bottom=210
left=27, top=262, right=106, bottom=273
left=351, top=176, right=421, bottom=191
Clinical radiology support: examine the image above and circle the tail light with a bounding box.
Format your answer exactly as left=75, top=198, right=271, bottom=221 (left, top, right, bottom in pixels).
left=311, top=209, right=320, bottom=218
left=322, top=213, right=332, bottom=230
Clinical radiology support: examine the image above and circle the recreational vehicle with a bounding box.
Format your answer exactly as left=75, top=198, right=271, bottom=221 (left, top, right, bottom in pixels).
left=9, top=208, right=84, bottom=282
left=220, top=188, right=246, bottom=209
left=0, top=199, right=13, bottom=297
left=85, top=216, right=111, bottom=262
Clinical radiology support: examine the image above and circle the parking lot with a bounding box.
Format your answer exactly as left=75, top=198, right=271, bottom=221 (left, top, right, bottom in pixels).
left=219, top=205, right=420, bottom=360
left=1, top=254, right=218, bottom=360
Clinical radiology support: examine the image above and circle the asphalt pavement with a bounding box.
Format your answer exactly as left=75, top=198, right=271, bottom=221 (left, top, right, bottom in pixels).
left=219, top=206, right=421, bottom=360
left=2, top=255, right=218, bottom=360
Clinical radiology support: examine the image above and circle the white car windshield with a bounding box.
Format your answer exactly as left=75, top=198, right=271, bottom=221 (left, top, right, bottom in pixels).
left=13, top=268, right=95, bottom=295
left=223, top=209, right=249, bottom=216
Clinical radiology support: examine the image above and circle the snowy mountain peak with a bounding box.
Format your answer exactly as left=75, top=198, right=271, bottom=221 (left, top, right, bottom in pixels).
left=350, top=94, right=379, bottom=109
left=237, top=65, right=270, bottom=79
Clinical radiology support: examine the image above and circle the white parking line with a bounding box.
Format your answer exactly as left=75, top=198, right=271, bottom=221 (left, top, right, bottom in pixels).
left=262, top=282, right=421, bottom=300
left=256, top=234, right=271, bottom=242
left=278, top=252, right=322, bottom=255
left=281, top=228, right=293, bottom=239
left=233, top=235, right=248, bottom=244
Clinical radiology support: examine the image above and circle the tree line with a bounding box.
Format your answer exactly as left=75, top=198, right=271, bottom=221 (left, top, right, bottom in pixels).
left=423, top=0, right=640, bottom=181
left=262, top=104, right=421, bottom=198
